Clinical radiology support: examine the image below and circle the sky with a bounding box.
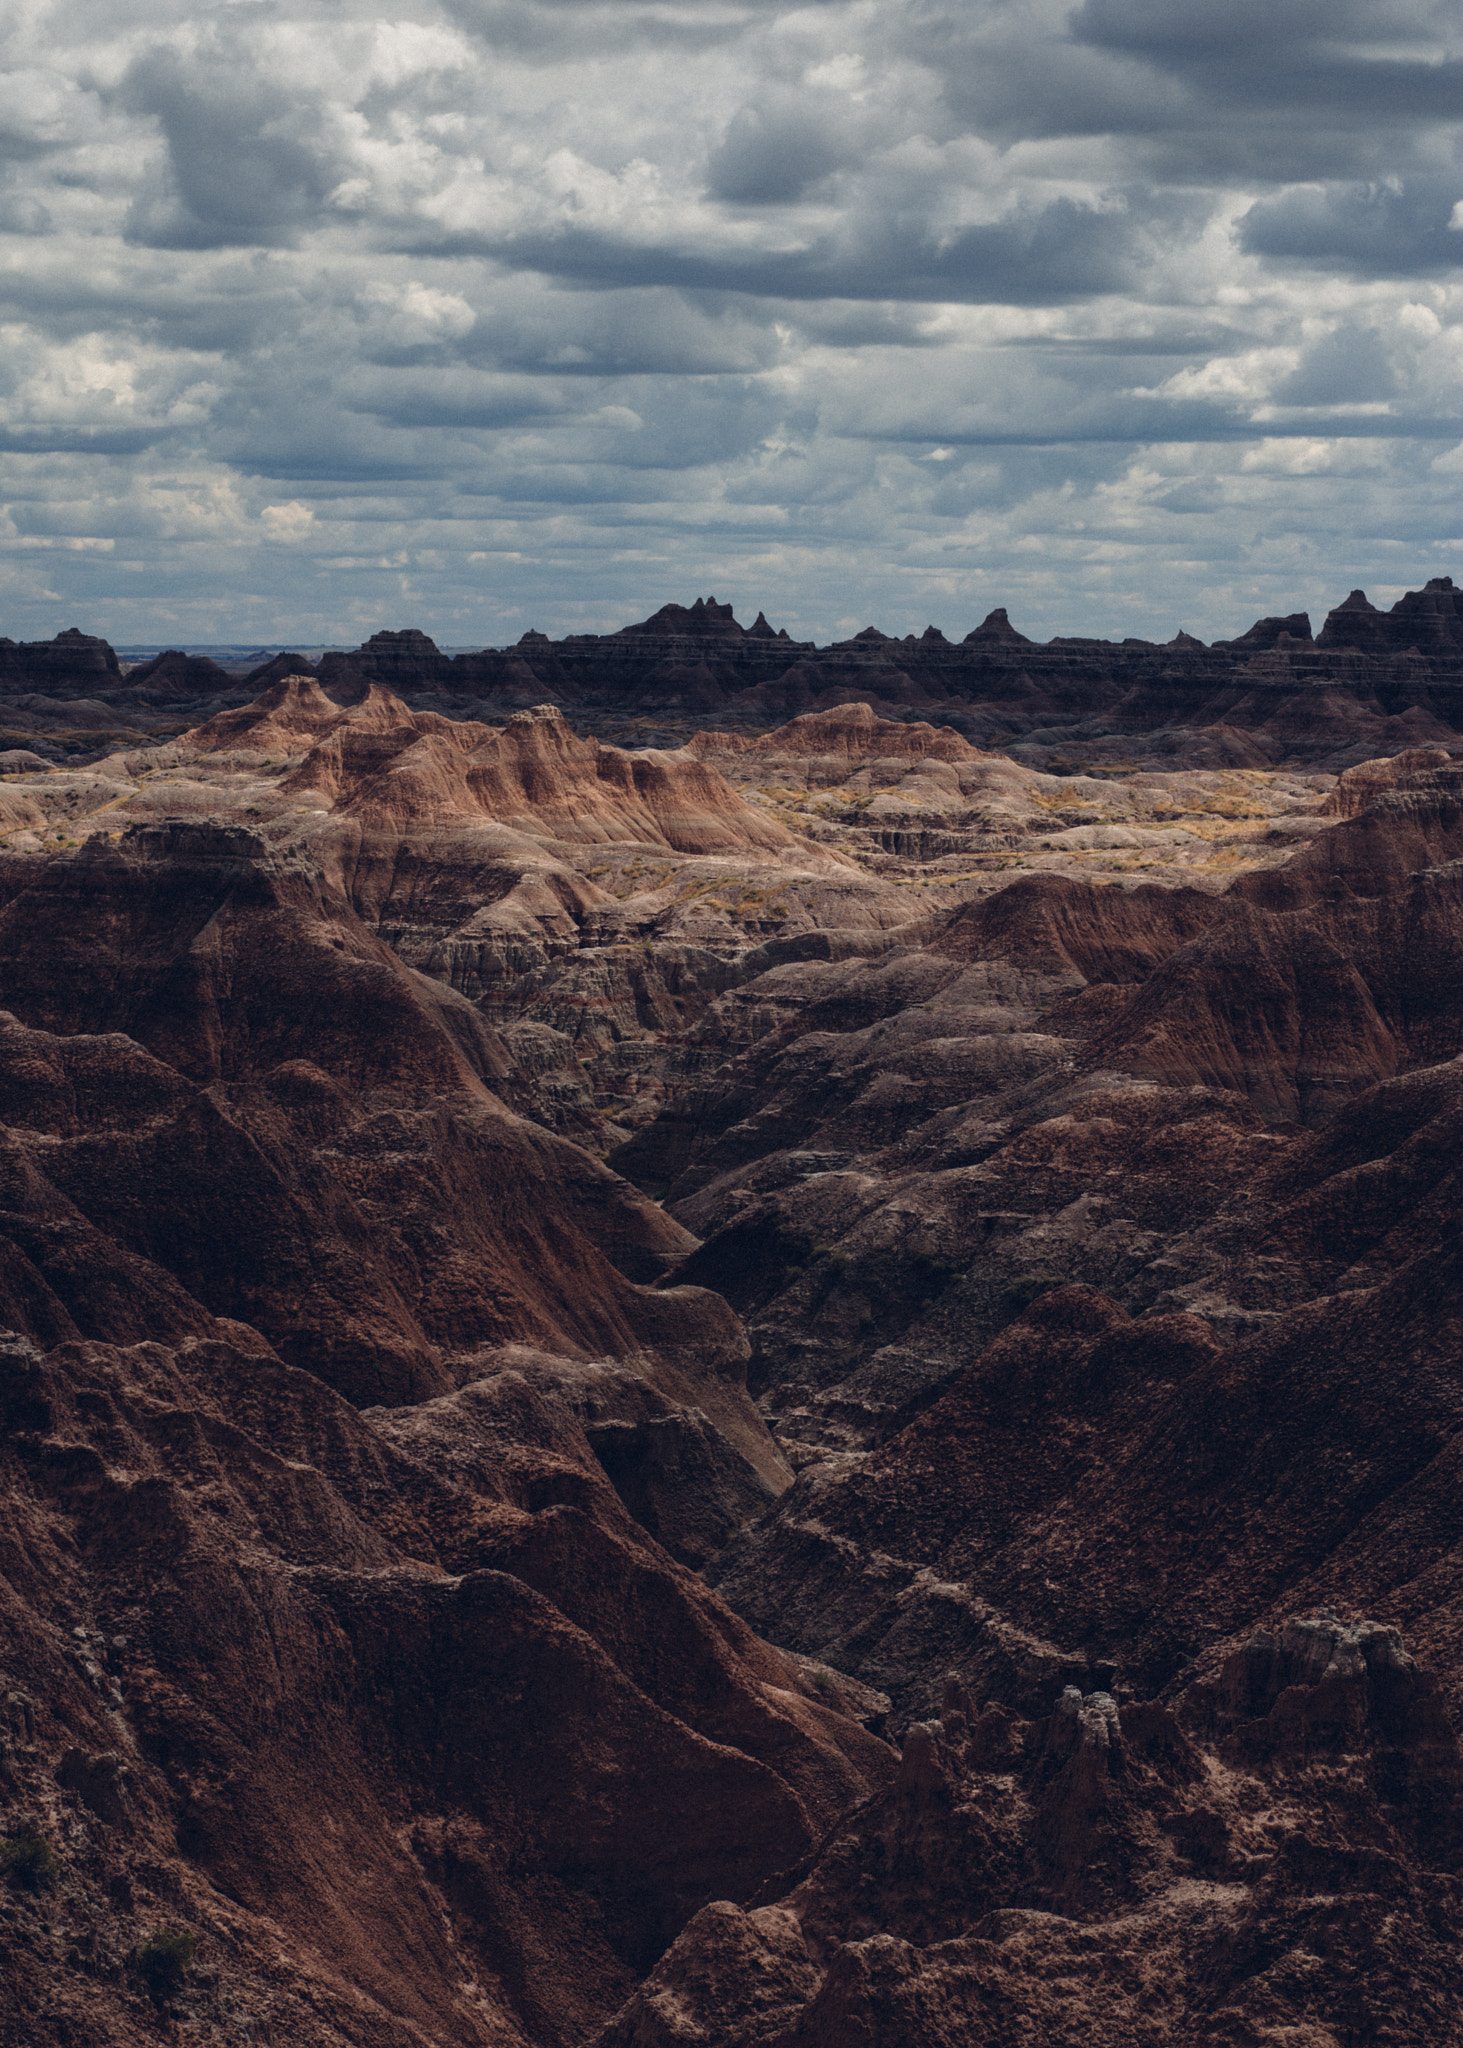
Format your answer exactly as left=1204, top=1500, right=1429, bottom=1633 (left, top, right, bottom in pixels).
left=1, top=0, right=1462, bottom=648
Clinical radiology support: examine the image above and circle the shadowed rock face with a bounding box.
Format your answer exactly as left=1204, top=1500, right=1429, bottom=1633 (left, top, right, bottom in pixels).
left=0, top=783, right=898, bottom=2043
left=596, top=1611, right=1463, bottom=2046
left=0, top=823, right=773, bottom=1435
left=121, top=650, right=234, bottom=701
left=5, top=655, right=1463, bottom=2040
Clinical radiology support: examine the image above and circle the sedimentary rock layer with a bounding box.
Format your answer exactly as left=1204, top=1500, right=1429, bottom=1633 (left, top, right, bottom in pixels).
left=2, top=652, right=1463, bottom=2042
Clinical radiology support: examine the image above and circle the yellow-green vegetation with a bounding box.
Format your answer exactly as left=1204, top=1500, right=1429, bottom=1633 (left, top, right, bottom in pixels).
left=1031, top=785, right=1102, bottom=811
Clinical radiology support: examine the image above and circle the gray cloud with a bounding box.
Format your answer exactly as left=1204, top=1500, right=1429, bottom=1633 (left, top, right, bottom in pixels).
left=121, top=43, right=343, bottom=249
left=0, top=0, right=1459, bottom=647
left=707, top=94, right=866, bottom=204
left=453, top=194, right=1151, bottom=304
left=1272, top=325, right=1398, bottom=405
left=914, top=0, right=1463, bottom=183
left=0, top=190, right=51, bottom=234
left=1071, top=0, right=1463, bottom=115
left=1239, top=180, right=1463, bottom=275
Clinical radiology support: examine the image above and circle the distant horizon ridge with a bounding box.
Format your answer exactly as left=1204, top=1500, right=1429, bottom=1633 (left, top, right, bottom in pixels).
left=20, top=573, right=1463, bottom=661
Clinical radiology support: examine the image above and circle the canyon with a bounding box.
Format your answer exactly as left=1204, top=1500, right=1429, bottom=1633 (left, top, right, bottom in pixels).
left=5, top=581, right=1463, bottom=2043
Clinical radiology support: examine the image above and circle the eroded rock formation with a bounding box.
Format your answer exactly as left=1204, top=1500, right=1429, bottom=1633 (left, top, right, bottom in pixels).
left=11, top=575, right=1463, bottom=773
left=598, top=1612, right=1463, bottom=2045
left=2, top=610, right=1463, bottom=2040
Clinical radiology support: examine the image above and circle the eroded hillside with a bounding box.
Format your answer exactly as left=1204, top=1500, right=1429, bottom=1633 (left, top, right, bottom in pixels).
left=3, top=668, right=1463, bottom=2044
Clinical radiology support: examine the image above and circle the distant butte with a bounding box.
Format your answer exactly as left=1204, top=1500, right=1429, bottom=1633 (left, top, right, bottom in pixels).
left=3, top=575, right=1463, bottom=774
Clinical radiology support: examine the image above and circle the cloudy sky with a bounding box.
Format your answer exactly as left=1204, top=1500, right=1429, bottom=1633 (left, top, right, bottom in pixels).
left=2, top=0, right=1462, bottom=646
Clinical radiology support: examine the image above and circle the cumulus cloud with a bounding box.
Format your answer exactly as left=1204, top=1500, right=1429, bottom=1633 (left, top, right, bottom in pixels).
left=707, top=91, right=870, bottom=204
left=1240, top=179, right=1463, bottom=276
left=0, top=0, right=1458, bottom=645
left=120, top=40, right=347, bottom=249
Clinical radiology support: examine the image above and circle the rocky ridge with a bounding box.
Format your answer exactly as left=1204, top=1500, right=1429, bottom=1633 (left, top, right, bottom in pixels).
left=10, top=574, right=1463, bottom=772
left=599, top=1612, right=1463, bottom=2045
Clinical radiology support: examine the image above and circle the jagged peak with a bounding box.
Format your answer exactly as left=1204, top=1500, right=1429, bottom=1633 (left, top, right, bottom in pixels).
left=963, top=607, right=1032, bottom=646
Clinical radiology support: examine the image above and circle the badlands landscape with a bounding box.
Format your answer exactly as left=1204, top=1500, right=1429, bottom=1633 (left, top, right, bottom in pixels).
left=6, top=580, right=1463, bottom=2043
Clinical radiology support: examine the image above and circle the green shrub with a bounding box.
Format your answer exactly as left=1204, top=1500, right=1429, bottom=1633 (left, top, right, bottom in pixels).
left=1001, top=1274, right=1068, bottom=1316
left=811, top=1668, right=834, bottom=1695
left=0, top=1833, right=57, bottom=1891
left=910, top=1252, right=962, bottom=1299
left=135, top=1926, right=196, bottom=1999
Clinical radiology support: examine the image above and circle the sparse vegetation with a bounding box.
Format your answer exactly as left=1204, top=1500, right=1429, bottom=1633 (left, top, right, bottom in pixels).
left=135, top=1925, right=197, bottom=2000
left=909, top=1251, right=963, bottom=1299
left=1, top=1832, right=58, bottom=1891
left=1002, top=1273, right=1068, bottom=1315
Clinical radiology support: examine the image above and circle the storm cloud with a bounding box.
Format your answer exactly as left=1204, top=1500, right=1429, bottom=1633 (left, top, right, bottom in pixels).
left=0, top=0, right=1459, bottom=645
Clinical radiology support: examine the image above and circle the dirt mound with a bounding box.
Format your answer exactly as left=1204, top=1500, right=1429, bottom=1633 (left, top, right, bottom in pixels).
left=690, top=702, right=981, bottom=771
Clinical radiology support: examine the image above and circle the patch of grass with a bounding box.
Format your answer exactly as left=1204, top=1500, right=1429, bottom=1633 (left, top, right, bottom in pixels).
left=909, top=1251, right=963, bottom=1299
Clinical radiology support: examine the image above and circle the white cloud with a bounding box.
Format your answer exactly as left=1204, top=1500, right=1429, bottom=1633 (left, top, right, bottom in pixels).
left=261, top=500, right=316, bottom=539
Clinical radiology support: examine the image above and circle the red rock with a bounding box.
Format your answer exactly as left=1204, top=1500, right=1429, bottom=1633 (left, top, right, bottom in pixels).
left=688, top=701, right=982, bottom=776
left=13, top=581, right=1463, bottom=2045
left=1318, top=743, right=1453, bottom=817
left=189, top=685, right=807, bottom=855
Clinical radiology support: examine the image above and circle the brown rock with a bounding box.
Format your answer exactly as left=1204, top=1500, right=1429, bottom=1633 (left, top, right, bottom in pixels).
left=598, top=1611, right=1463, bottom=2044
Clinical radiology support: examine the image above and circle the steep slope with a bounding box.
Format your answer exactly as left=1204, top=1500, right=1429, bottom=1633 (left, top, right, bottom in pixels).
left=0, top=823, right=782, bottom=1518
left=0, top=1328, right=892, bottom=2048
left=189, top=683, right=810, bottom=857
left=597, top=1612, right=1463, bottom=2047
left=7, top=651, right=1463, bottom=2042
left=0, top=806, right=901, bottom=2045
left=594, top=753, right=1463, bottom=1475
